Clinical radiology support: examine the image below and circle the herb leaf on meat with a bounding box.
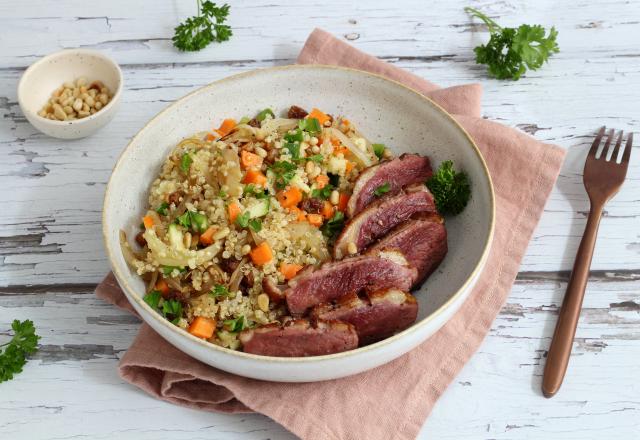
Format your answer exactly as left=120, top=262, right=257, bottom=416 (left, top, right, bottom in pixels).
left=372, top=143, right=386, bottom=159
left=173, top=1, right=232, bottom=52
left=426, top=160, right=471, bottom=215
left=0, top=319, right=40, bottom=384
left=373, top=182, right=391, bottom=197
left=465, top=7, right=559, bottom=80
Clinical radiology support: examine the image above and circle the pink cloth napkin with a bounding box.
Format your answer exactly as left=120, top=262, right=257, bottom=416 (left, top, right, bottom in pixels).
left=96, top=29, right=565, bottom=440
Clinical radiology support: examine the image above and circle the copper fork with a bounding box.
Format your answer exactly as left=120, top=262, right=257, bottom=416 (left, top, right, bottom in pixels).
left=542, top=127, right=633, bottom=398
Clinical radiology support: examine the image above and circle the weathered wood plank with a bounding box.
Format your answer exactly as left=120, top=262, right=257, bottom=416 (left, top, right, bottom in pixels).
left=0, top=54, right=639, bottom=286
left=0, top=279, right=638, bottom=439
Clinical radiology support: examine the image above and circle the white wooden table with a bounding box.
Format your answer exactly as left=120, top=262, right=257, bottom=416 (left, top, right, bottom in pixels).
left=1, top=1, right=639, bottom=438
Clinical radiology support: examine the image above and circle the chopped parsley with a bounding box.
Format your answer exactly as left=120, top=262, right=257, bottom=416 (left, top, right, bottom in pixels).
left=373, top=182, right=391, bottom=197
left=248, top=218, right=262, bottom=232
left=298, top=117, right=322, bottom=134
left=162, top=299, right=183, bottom=325
left=256, top=108, right=275, bottom=122
left=156, top=202, right=169, bottom=216
left=372, top=143, right=386, bottom=159
left=239, top=116, right=250, bottom=124
left=283, top=141, right=301, bottom=159
left=143, top=290, right=162, bottom=309
left=210, top=284, right=231, bottom=298
left=244, top=184, right=269, bottom=199
left=311, top=184, right=334, bottom=200
left=270, top=160, right=297, bottom=189
left=235, top=211, right=250, bottom=228
left=162, top=266, right=186, bottom=276
left=223, top=315, right=247, bottom=332
left=180, top=153, right=193, bottom=173
left=176, top=210, right=209, bottom=233
left=320, top=211, right=345, bottom=239
left=426, top=160, right=471, bottom=215
left=284, top=129, right=304, bottom=143
left=306, top=154, right=324, bottom=163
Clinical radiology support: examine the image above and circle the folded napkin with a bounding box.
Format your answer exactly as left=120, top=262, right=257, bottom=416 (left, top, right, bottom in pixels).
left=96, top=29, right=565, bottom=440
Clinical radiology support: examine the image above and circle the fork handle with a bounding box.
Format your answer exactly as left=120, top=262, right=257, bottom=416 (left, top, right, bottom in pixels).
left=542, top=201, right=604, bottom=398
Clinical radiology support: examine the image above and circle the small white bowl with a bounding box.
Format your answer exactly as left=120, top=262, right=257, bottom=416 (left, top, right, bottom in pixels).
left=18, top=49, right=123, bottom=140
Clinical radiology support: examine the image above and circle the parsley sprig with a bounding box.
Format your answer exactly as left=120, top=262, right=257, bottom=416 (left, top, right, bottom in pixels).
left=0, top=320, right=40, bottom=383
left=465, top=7, right=559, bottom=80
left=173, top=1, right=232, bottom=52
left=426, top=161, right=471, bottom=215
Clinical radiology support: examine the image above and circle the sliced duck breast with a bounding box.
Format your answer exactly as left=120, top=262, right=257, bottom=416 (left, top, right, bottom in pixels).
left=311, top=289, right=418, bottom=345
left=346, top=153, right=432, bottom=217
left=368, top=213, right=447, bottom=286
left=240, top=319, right=358, bottom=357
left=284, top=250, right=417, bottom=315
left=333, top=184, right=435, bottom=259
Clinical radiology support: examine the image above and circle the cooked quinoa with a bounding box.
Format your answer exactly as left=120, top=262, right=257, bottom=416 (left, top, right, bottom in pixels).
left=121, top=106, right=391, bottom=349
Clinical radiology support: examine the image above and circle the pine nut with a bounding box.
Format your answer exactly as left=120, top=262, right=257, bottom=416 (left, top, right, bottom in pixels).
left=330, top=190, right=340, bottom=205
left=53, top=104, right=67, bottom=121
left=305, top=161, right=315, bottom=174
left=254, top=146, right=267, bottom=158
left=84, top=95, right=95, bottom=107
left=257, top=293, right=270, bottom=312
left=94, top=101, right=103, bottom=110
left=72, top=98, right=83, bottom=112
left=241, top=244, right=251, bottom=255
left=38, top=77, right=112, bottom=120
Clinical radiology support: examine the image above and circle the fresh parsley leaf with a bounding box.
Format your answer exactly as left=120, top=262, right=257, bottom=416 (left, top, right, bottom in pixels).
left=248, top=218, right=262, bottom=232
left=306, top=154, right=324, bottom=163
left=372, top=143, right=386, bottom=159
left=270, top=161, right=297, bottom=189
left=244, top=184, right=269, bottom=199
left=162, top=266, right=186, bottom=276
left=373, top=182, right=391, bottom=197
left=156, top=202, right=169, bottom=216
left=284, top=129, right=304, bottom=143
left=175, top=210, right=209, bottom=232
left=173, top=1, right=232, bottom=52
left=180, top=153, right=193, bottom=173
left=327, top=172, right=340, bottom=187
left=235, top=211, right=250, bottom=228
left=144, top=290, right=162, bottom=309
left=210, top=284, right=231, bottom=298
left=256, top=108, right=275, bottom=122
left=320, top=211, right=345, bottom=239
left=223, top=315, right=246, bottom=333
left=426, top=160, right=471, bottom=215
left=311, top=184, right=333, bottom=200
left=219, top=189, right=228, bottom=198
left=162, top=299, right=183, bottom=325
left=0, top=319, right=40, bottom=383
left=284, top=142, right=301, bottom=159
left=298, top=117, right=322, bottom=135
left=465, top=7, right=559, bottom=80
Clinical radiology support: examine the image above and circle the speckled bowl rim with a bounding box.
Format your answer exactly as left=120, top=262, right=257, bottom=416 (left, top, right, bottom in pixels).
left=102, top=64, right=496, bottom=364
left=17, top=49, right=124, bottom=126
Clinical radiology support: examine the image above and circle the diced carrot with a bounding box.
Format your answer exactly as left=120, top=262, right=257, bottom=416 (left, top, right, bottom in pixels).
left=315, top=174, right=329, bottom=189
left=289, top=206, right=307, bottom=222
left=322, top=201, right=334, bottom=219
left=334, top=145, right=349, bottom=156
left=345, top=160, right=354, bottom=173
left=155, top=278, right=170, bottom=296
left=250, top=242, right=273, bottom=266
left=279, top=263, right=303, bottom=280
left=331, top=138, right=341, bottom=147
left=342, top=118, right=350, bottom=126
left=240, top=150, right=263, bottom=169
left=242, top=169, right=268, bottom=186
left=338, top=193, right=350, bottom=212
left=277, top=186, right=303, bottom=208
left=142, top=215, right=154, bottom=229
left=188, top=317, right=217, bottom=339
left=199, top=226, right=217, bottom=245
left=228, top=202, right=241, bottom=223
left=307, top=213, right=323, bottom=227
left=205, top=133, right=217, bottom=141
left=215, top=118, right=237, bottom=137
left=307, top=108, right=331, bottom=126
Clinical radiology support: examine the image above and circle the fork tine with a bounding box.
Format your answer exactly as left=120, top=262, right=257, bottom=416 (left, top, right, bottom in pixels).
left=610, top=130, right=624, bottom=162
left=621, top=132, right=633, bottom=164
left=601, top=128, right=615, bottom=159
left=588, top=126, right=606, bottom=158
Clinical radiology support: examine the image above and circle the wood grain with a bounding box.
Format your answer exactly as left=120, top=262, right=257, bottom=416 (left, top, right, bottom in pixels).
left=0, top=0, right=639, bottom=439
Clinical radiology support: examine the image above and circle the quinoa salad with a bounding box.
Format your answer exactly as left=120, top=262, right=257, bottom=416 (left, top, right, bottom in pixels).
left=121, top=105, right=393, bottom=350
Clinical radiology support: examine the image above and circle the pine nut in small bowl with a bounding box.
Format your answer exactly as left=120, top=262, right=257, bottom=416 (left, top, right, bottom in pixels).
left=17, top=49, right=123, bottom=140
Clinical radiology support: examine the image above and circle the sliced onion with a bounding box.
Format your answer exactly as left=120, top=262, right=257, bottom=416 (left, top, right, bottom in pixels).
left=228, top=258, right=247, bottom=293
left=143, top=229, right=221, bottom=267
left=329, top=128, right=374, bottom=167
left=261, top=118, right=298, bottom=134
left=119, top=230, right=142, bottom=269
left=146, top=271, right=158, bottom=293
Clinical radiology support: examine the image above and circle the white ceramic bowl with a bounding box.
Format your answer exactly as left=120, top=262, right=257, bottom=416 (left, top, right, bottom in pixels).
left=18, top=49, right=123, bottom=139
left=103, top=65, right=495, bottom=382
